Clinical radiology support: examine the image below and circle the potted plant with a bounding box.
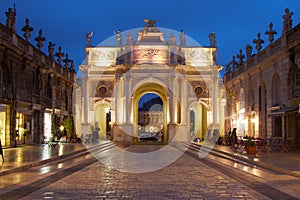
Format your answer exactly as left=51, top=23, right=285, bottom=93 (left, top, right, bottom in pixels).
left=247, top=138, right=257, bottom=154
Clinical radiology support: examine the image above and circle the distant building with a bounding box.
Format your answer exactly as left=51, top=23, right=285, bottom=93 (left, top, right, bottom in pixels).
left=0, top=6, right=76, bottom=147
left=224, top=9, right=300, bottom=144
left=75, top=23, right=225, bottom=144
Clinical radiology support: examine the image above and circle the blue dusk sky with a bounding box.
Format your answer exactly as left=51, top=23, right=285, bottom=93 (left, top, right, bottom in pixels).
left=1, top=0, right=300, bottom=77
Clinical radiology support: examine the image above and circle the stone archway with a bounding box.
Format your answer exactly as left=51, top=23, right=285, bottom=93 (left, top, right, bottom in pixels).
left=94, top=102, right=111, bottom=141
left=189, top=101, right=208, bottom=141
left=132, top=82, right=168, bottom=144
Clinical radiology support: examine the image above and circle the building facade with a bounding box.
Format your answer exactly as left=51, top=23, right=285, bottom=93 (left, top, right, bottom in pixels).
left=0, top=6, right=76, bottom=147
left=224, top=9, right=300, bottom=144
left=75, top=23, right=225, bottom=144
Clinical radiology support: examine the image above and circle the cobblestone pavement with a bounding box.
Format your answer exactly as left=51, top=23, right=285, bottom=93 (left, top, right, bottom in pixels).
left=20, top=153, right=271, bottom=200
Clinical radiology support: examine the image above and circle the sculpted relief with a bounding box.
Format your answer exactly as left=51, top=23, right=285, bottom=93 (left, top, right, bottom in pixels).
left=184, top=48, right=212, bottom=66
left=134, top=48, right=168, bottom=64
left=90, top=49, right=117, bottom=66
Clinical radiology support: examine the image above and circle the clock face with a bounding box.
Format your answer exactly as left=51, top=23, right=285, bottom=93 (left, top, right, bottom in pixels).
left=98, top=86, right=107, bottom=95
left=194, top=86, right=203, bottom=95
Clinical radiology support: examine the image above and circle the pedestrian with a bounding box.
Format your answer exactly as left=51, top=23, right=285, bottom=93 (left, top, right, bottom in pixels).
left=0, top=138, right=4, bottom=162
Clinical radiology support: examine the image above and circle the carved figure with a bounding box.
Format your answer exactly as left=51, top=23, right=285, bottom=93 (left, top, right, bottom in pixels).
left=209, top=32, right=217, bottom=47
left=48, top=42, right=55, bottom=59
left=34, top=29, right=46, bottom=49
left=21, top=18, right=34, bottom=41
left=230, top=56, right=237, bottom=70
left=86, top=32, right=93, bottom=47
left=5, top=4, right=16, bottom=30
left=144, top=19, right=157, bottom=27
left=63, top=53, right=72, bottom=68
left=245, top=44, right=253, bottom=59
left=253, top=33, right=264, bottom=52
left=236, top=49, right=245, bottom=65
left=282, top=8, right=293, bottom=33
left=114, top=29, right=122, bottom=46
left=55, top=46, right=65, bottom=64
left=180, top=29, right=186, bottom=47
left=169, top=32, right=177, bottom=45
left=125, top=32, right=133, bottom=44
left=265, top=22, right=277, bottom=43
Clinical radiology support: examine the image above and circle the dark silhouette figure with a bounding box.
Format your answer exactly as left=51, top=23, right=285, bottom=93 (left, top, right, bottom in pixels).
left=0, top=139, right=4, bottom=162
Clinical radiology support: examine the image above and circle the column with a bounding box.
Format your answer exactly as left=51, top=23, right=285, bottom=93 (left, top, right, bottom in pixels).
left=180, top=78, right=187, bottom=124
left=169, top=74, right=175, bottom=124
left=115, top=80, right=120, bottom=123
left=82, top=70, right=89, bottom=124
left=125, top=73, right=131, bottom=124
left=212, top=68, right=218, bottom=127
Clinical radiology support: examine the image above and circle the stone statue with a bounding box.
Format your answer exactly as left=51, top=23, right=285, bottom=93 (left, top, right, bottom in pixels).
left=253, top=33, right=264, bottom=52
left=265, top=22, right=277, bottom=43
left=21, top=18, right=34, bottom=41
left=180, top=29, right=186, bottom=47
left=236, top=49, right=245, bottom=65
left=71, top=60, right=75, bottom=71
left=245, top=44, right=253, bottom=59
left=5, top=4, right=16, bottom=30
left=144, top=19, right=157, bottom=27
left=55, top=46, right=65, bottom=64
left=169, top=32, right=177, bottom=45
left=282, top=8, right=293, bottom=33
left=86, top=32, right=93, bottom=47
left=48, top=42, right=55, bottom=59
left=143, top=19, right=158, bottom=32
left=225, top=64, right=231, bottom=74
left=125, top=32, right=133, bottom=45
left=209, top=32, right=217, bottom=47
left=34, top=29, right=46, bottom=49
left=230, top=56, right=237, bottom=70
left=114, top=29, right=122, bottom=46
left=63, top=53, right=72, bottom=68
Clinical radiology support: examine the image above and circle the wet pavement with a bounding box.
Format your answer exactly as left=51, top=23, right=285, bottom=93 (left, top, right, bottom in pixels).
left=0, top=143, right=86, bottom=175
left=1, top=142, right=300, bottom=177
left=0, top=142, right=300, bottom=199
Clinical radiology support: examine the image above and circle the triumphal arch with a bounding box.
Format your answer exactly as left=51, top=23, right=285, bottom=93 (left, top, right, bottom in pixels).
left=75, top=21, right=225, bottom=144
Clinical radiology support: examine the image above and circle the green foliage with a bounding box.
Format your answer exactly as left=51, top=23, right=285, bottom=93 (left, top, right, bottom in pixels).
left=247, top=138, right=255, bottom=146
left=63, top=117, right=72, bottom=137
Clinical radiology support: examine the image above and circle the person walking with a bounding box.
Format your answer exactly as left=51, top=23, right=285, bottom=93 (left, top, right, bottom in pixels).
left=0, top=138, right=4, bottom=162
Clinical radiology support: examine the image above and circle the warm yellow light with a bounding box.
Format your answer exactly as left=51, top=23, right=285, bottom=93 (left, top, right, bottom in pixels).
left=104, top=107, right=110, bottom=113
left=59, top=125, right=64, bottom=131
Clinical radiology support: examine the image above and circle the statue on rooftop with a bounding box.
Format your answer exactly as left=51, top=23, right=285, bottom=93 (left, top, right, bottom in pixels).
left=245, top=44, right=253, bottom=59
left=48, top=42, right=55, bottom=60
left=282, top=8, right=293, bottom=33
left=236, top=49, right=245, bottom=65
left=209, top=32, right=217, bottom=47
left=225, top=64, right=231, bottom=74
left=265, top=22, right=277, bottom=43
left=143, top=19, right=159, bottom=32
left=114, top=29, right=122, bottom=46
left=180, top=29, right=186, bottom=47
left=5, top=4, right=16, bottom=31
left=169, top=32, right=177, bottom=45
left=34, top=29, right=46, bottom=49
left=63, top=53, right=72, bottom=68
left=253, top=33, right=264, bottom=52
left=125, top=32, right=133, bottom=45
left=85, top=32, right=93, bottom=47
left=144, top=19, right=157, bottom=27
left=55, top=47, right=65, bottom=64
left=230, top=56, right=237, bottom=70
left=21, top=18, right=34, bottom=41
